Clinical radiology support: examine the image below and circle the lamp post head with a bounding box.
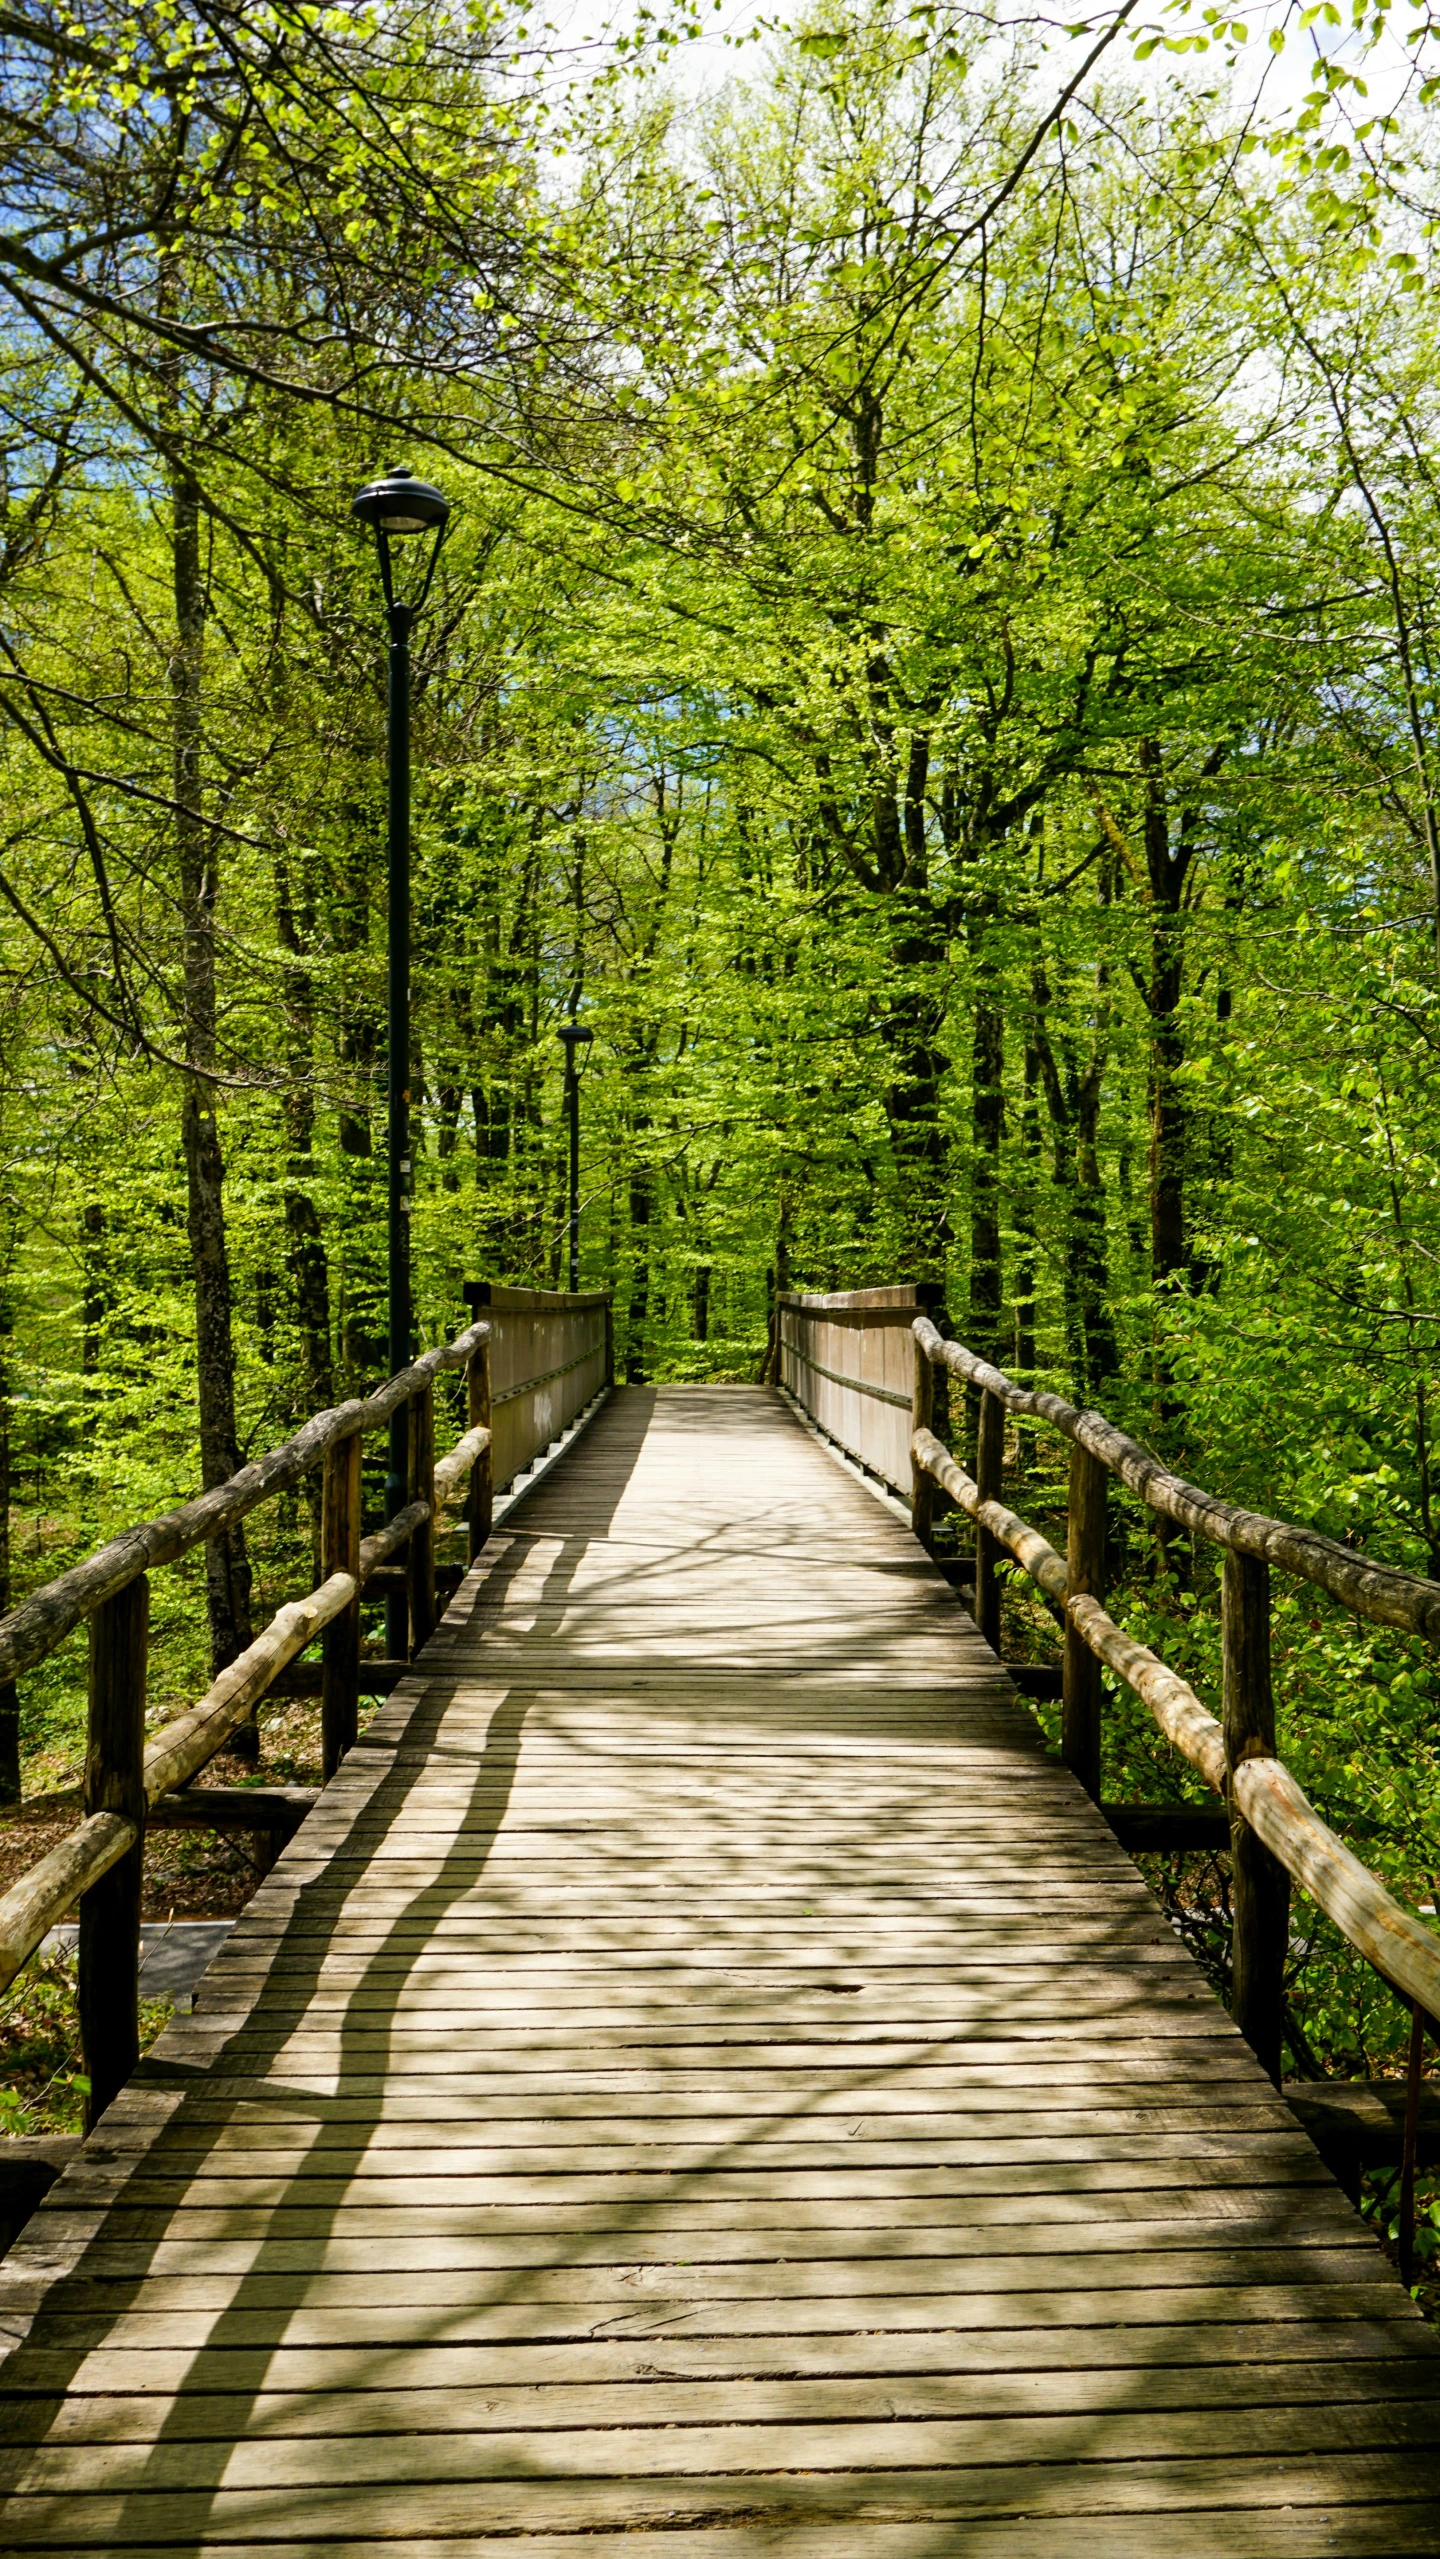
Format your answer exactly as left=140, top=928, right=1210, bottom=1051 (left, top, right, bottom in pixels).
left=353, top=466, right=450, bottom=615
left=556, top=1023, right=595, bottom=1047
left=352, top=466, right=450, bottom=534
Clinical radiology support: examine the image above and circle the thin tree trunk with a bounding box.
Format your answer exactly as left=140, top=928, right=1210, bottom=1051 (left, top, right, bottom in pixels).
left=1012, top=1037, right=1041, bottom=1476
left=275, top=856, right=333, bottom=1416
left=1030, top=966, right=1085, bottom=1385
left=82, top=1203, right=108, bottom=1373
left=1072, top=1087, right=1119, bottom=1387
left=776, top=1185, right=792, bottom=1296
left=881, top=903, right=953, bottom=1283
left=627, top=1160, right=651, bottom=1382
left=172, top=460, right=253, bottom=1687
left=1141, top=739, right=1194, bottom=1293
left=0, top=1278, right=17, bottom=1802
left=968, top=961, right=1005, bottom=1363
left=436, top=1082, right=462, bottom=1193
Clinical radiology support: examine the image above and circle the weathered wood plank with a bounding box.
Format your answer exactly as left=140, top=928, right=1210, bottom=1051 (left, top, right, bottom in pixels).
left=1, top=1384, right=1435, bottom=2554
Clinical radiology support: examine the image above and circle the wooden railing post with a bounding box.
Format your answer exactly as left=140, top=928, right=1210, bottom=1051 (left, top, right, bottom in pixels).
left=604, top=1302, right=615, bottom=1389
left=79, top=1575, right=147, bottom=2131
left=407, top=1384, right=437, bottom=1655
left=467, top=1335, right=493, bottom=1563
left=1062, top=1444, right=1107, bottom=1799
left=974, top=1387, right=1005, bottom=1653
left=910, top=1337, right=935, bottom=1554
left=1224, top=1548, right=1289, bottom=2083
left=321, top=1431, right=362, bottom=1781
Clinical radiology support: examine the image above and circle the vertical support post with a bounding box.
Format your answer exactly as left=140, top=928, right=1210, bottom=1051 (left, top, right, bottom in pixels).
left=1399, top=2001, right=1428, bottom=2288
left=79, top=1575, right=147, bottom=2133
left=467, top=1334, right=493, bottom=1563
left=910, top=1335, right=935, bottom=1555
left=407, top=1384, right=437, bottom=1656
left=385, top=597, right=414, bottom=1666
left=321, top=1431, right=362, bottom=1780
left=1224, top=1547, right=1289, bottom=2083
left=974, top=1387, right=1005, bottom=1655
left=603, top=1300, right=614, bottom=1388
left=1062, top=1442, right=1107, bottom=1800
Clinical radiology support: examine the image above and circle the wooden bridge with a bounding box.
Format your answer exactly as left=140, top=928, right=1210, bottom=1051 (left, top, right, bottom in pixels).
left=0, top=1286, right=1438, bottom=2553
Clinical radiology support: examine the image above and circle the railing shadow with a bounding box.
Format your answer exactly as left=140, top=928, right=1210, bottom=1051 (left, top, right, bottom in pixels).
left=0, top=1387, right=1436, bottom=2547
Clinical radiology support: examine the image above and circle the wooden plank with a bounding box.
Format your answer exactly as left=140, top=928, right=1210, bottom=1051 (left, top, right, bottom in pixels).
left=42, top=2519, right=1440, bottom=2559
left=8, top=2448, right=1440, bottom=2542
left=4, top=2320, right=1433, bottom=2398
left=8, top=2356, right=1439, bottom=2447
left=11, top=2396, right=1440, bottom=2494
left=1, top=1383, right=1436, bottom=2551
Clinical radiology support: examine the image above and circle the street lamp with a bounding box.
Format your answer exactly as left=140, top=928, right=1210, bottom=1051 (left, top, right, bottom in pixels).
left=556, top=1020, right=594, bottom=1292
left=352, top=465, right=450, bottom=1649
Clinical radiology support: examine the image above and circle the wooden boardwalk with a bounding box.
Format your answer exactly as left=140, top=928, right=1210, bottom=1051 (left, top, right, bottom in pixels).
left=1, top=1383, right=1439, bottom=2555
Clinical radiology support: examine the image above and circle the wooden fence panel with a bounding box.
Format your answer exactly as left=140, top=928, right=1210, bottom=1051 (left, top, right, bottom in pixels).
left=776, top=1287, right=941, bottom=1499
left=464, top=1285, right=610, bottom=1495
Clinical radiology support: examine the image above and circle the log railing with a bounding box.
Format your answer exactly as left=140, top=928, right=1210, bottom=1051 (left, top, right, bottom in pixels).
left=0, top=1284, right=612, bottom=2128
left=907, top=1313, right=1440, bottom=2279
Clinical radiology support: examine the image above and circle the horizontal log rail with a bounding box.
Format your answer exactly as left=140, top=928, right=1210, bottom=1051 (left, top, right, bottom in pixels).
left=0, top=1324, right=490, bottom=1693
left=912, top=1424, right=1440, bottom=2021
left=0, top=1283, right=615, bottom=2127
left=0, top=1410, right=492, bottom=2007
left=145, top=1784, right=318, bottom=1836
left=914, top=1316, right=1440, bottom=1644
left=910, top=1319, right=1440, bottom=2270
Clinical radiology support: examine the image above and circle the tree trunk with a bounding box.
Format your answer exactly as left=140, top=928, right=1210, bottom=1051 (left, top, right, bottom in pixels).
left=0, top=1281, right=17, bottom=1802
left=82, top=1204, right=108, bottom=1373
left=881, top=902, right=952, bottom=1283
left=626, top=1160, right=651, bottom=1383
left=1011, top=1038, right=1041, bottom=1476
left=275, top=857, right=333, bottom=1418
left=1072, top=991, right=1119, bottom=1389
left=436, top=1082, right=462, bottom=1193
left=1030, top=968, right=1085, bottom=1384
left=172, top=461, right=253, bottom=1687
left=1141, top=739, right=1193, bottom=1293
left=968, top=958, right=1005, bottom=1363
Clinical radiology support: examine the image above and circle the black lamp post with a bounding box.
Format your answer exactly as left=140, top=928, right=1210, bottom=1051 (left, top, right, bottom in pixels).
left=556, top=1020, right=594, bottom=1292
left=352, top=465, right=450, bottom=1649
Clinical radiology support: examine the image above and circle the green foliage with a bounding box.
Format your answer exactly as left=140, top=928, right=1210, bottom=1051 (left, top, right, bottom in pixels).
left=0, top=1954, right=171, bottom=2137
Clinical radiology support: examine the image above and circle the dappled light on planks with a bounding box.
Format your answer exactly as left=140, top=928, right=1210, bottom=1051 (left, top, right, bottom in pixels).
left=0, top=1385, right=1437, bottom=2555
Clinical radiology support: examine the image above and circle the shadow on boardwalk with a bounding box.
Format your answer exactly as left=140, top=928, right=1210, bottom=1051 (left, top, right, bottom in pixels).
left=0, top=1389, right=1438, bottom=2553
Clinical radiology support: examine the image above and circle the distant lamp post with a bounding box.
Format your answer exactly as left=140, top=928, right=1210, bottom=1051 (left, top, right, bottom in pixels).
left=352, top=465, right=450, bottom=1648
left=557, top=1020, right=595, bottom=1292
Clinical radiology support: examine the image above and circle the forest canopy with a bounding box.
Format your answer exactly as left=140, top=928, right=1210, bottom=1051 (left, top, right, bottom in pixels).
left=3, top=0, right=1440, bottom=1977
